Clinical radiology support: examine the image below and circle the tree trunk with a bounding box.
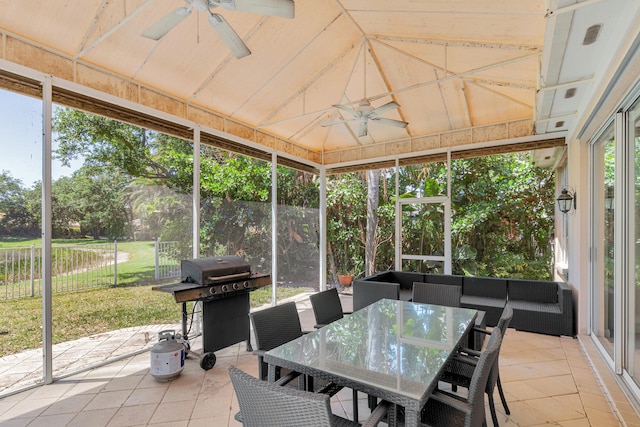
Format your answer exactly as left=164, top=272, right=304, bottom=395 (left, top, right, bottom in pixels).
left=327, top=243, right=338, bottom=284
left=365, top=170, right=379, bottom=276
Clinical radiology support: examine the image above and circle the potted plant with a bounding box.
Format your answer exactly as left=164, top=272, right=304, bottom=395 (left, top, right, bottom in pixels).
left=337, top=272, right=353, bottom=286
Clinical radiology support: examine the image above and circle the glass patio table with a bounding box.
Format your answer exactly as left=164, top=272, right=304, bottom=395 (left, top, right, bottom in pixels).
left=264, top=298, right=478, bottom=426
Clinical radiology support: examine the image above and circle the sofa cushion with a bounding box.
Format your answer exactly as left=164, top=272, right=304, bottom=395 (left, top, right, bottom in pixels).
left=460, top=295, right=506, bottom=309
left=463, top=276, right=507, bottom=299
left=389, top=271, right=425, bottom=289
left=459, top=296, right=505, bottom=326
left=360, top=271, right=424, bottom=290
left=508, top=279, right=558, bottom=304
left=509, top=300, right=562, bottom=314
left=423, top=274, right=464, bottom=286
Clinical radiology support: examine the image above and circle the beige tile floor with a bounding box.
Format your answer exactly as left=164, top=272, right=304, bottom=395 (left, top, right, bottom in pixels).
left=1, top=291, right=639, bottom=426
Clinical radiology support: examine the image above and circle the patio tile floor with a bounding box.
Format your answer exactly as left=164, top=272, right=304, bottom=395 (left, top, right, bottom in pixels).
left=1, top=291, right=639, bottom=426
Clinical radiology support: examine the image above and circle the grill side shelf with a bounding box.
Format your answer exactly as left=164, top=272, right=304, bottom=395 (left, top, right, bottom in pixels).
left=152, top=273, right=271, bottom=303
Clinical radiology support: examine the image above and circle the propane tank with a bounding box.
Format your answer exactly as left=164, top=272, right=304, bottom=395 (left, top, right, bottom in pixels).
left=150, top=330, right=185, bottom=381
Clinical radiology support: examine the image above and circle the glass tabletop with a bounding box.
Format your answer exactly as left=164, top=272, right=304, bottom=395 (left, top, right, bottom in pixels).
left=265, top=299, right=477, bottom=401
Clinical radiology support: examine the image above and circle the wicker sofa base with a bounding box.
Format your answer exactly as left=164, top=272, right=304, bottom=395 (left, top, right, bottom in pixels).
left=353, top=271, right=575, bottom=337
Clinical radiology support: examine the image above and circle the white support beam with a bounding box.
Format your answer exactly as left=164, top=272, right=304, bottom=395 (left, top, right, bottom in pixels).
left=42, top=76, right=53, bottom=384
left=193, top=126, right=201, bottom=258
left=320, top=168, right=327, bottom=291
left=271, top=153, right=278, bottom=305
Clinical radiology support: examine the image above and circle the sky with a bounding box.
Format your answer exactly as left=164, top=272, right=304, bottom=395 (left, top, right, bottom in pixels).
left=0, top=90, right=82, bottom=187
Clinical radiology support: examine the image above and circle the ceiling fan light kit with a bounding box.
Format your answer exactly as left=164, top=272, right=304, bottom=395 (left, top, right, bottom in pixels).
left=142, top=0, right=295, bottom=58
left=327, top=99, right=408, bottom=137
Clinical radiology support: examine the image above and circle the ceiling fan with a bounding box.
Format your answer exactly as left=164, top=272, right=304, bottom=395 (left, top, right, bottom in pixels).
left=325, top=99, right=409, bottom=137
left=142, top=0, right=295, bottom=59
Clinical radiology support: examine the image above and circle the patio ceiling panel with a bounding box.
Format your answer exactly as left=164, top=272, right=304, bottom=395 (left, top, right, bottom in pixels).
left=535, top=0, right=639, bottom=138
left=3, top=0, right=593, bottom=165
left=257, top=45, right=361, bottom=150
left=77, top=0, right=154, bottom=57
left=0, top=1, right=95, bottom=56
left=464, top=81, right=533, bottom=126
left=128, top=12, right=250, bottom=94
left=439, top=79, right=471, bottom=130
left=233, top=14, right=361, bottom=129
left=189, top=1, right=341, bottom=119
left=343, top=1, right=545, bottom=44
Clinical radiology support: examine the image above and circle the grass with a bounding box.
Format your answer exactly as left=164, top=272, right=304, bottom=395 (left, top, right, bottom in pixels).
left=0, top=237, right=310, bottom=357
left=0, top=283, right=310, bottom=357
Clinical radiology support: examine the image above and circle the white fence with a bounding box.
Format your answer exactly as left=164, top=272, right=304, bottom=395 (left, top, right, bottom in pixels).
left=0, top=241, right=182, bottom=301
left=155, top=240, right=181, bottom=280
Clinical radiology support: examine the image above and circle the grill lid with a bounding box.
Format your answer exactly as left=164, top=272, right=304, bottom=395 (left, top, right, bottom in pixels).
left=181, top=256, right=251, bottom=285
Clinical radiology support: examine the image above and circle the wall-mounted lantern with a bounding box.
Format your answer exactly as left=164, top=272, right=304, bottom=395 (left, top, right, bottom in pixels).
left=557, top=186, right=576, bottom=214
left=604, top=186, right=614, bottom=210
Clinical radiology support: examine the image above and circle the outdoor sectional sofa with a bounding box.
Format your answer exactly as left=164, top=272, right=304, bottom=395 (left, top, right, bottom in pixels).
left=352, top=271, right=575, bottom=337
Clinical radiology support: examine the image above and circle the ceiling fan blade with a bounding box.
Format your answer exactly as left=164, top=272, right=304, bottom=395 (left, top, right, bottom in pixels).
left=333, top=104, right=358, bottom=116
left=371, top=117, right=409, bottom=128
left=219, top=0, right=295, bottom=18
left=142, top=7, right=191, bottom=40
left=369, top=101, right=400, bottom=117
left=208, top=13, right=251, bottom=58
left=358, top=120, right=368, bottom=137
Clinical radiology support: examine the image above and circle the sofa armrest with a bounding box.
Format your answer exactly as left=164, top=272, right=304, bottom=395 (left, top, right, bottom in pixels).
left=557, top=281, right=574, bottom=335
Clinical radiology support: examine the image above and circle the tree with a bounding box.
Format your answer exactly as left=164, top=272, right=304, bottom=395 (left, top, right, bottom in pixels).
left=450, top=154, right=554, bottom=278
left=0, top=172, right=39, bottom=236
left=52, top=108, right=322, bottom=281
left=50, top=107, right=555, bottom=284
left=53, top=108, right=183, bottom=183
left=50, top=176, right=82, bottom=238
left=326, top=173, right=367, bottom=280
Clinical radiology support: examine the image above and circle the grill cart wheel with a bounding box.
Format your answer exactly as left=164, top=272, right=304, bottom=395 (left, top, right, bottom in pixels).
left=200, top=352, right=216, bottom=370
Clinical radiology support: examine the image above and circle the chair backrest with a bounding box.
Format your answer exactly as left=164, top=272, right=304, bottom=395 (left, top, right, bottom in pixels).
left=495, top=304, right=513, bottom=339
left=485, top=304, right=513, bottom=392
left=250, top=301, right=303, bottom=351
left=229, top=366, right=335, bottom=427
left=353, top=280, right=400, bottom=311
left=467, top=329, right=503, bottom=427
left=309, top=288, right=344, bottom=327
left=412, top=282, right=461, bottom=307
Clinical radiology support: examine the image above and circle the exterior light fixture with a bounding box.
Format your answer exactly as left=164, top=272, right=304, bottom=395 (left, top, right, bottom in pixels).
left=557, top=186, right=576, bottom=214
left=604, top=186, right=614, bottom=210
left=583, top=24, right=602, bottom=45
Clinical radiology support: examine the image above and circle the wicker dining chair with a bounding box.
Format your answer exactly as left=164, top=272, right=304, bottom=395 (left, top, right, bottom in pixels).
left=412, top=282, right=462, bottom=307
left=309, top=287, right=359, bottom=420
left=309, top=288, right=352, bottom=329
left=352, top=280, right=400, bottom=311
left=249, top=301, right=305, bottom=383
left=229, top=366, right=390, bottom=427
left=421, top=328, right=503, bottom=427
left=249, top=301, right=345, bottom=406
left=439, top=304, right=513, bottom=427
left=412, top=281, right=487, bottom=351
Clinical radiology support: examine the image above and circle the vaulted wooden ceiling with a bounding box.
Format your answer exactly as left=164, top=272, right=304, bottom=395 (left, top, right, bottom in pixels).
left=0, top=0, right=630, bottom=165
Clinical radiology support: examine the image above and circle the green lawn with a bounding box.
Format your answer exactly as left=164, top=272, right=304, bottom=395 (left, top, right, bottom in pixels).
left=0, top=238, right=309, bottom=357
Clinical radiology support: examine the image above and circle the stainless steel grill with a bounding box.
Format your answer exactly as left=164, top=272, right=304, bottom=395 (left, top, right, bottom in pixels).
left=152, top=256, right=271, bottom=370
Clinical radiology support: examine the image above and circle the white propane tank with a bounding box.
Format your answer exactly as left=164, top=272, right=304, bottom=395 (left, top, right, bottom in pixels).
left=150, top=330, right=185, bottom=381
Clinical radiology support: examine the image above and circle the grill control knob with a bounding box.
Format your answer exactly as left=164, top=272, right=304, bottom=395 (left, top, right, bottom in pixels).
left=209, top=287, right=216, bottom=294
left=232, top=283, right=240, bottom=290
left=221, top=285, right=229, bottom=292
left=243, top=281, right=249, bottom=288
